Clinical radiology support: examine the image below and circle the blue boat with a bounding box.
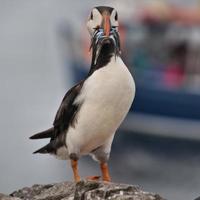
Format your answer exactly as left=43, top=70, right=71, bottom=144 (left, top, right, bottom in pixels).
left=60, top=14, right=200, bottom=141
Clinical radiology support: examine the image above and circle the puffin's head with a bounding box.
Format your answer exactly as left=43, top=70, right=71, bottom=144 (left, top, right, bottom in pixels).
left=87, top=6, right=119, bottom=37
left=87, top=6, right=121, bottom=64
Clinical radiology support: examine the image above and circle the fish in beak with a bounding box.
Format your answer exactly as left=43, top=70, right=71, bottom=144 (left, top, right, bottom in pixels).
left=87, top=6, right=121, bottom=65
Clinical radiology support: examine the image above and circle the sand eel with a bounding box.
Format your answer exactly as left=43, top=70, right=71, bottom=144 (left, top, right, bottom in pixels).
left=30, top=6, right=135, bottom=182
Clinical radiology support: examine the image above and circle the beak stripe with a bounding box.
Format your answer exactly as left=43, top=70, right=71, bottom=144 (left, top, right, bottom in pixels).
left=103, top=15, right=110, bottom=37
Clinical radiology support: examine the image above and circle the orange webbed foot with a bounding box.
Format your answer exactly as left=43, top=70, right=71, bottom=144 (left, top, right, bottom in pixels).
left=86, top=175, right=101, bottom=181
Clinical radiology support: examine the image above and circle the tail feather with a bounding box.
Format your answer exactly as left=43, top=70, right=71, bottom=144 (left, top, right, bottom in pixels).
left=30, top=127, right=54, bottom=139
left=33, top=143, right=54, bottom=154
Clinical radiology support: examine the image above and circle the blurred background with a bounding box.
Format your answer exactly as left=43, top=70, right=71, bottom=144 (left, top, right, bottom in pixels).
left=1, top=0, right=200, bottom=200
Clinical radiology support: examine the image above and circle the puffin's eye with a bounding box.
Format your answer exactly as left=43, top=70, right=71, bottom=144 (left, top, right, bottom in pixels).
left=115, top=13, right=118, bottom=21
left=90, top=12, right=93, bottom=20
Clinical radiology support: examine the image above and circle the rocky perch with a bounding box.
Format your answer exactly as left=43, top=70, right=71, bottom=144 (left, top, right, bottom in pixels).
left=0, top=180, right=165, bottom=200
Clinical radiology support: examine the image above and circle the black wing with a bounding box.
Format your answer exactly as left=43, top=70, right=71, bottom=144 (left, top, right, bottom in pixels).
left=30, top=80, right=84, bottom=154
left=53, top=80, right=84, bottom=136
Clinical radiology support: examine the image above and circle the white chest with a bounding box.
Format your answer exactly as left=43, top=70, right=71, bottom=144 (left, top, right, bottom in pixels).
left=67, top=56, right=135, bottom=154
left=78, top=56, right=135, bottom=104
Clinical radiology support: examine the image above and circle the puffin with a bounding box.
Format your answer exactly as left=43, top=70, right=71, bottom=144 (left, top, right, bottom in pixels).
left=30, top=6, right=135, bottom=182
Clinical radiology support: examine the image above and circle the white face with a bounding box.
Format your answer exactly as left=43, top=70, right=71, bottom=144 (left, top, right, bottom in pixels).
left=87, top=7, right=119, bottom=36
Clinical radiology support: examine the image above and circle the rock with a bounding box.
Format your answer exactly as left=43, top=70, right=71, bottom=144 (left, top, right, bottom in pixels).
left=0, top=193, right=21, bottom=200
left=2, top=180, right=165, bottom=200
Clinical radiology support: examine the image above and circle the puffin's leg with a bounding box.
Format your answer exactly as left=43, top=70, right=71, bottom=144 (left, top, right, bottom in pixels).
left=100, top=162, right=111, bottom=182
left=91, top=134, right=114, bottom=182
left=70, top=160, right=80, bottom=181
left=70, top=153, right=81, bottom=182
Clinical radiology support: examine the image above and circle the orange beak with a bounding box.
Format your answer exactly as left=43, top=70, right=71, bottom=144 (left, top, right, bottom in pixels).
left=103, top=14, right=111, bottom=37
